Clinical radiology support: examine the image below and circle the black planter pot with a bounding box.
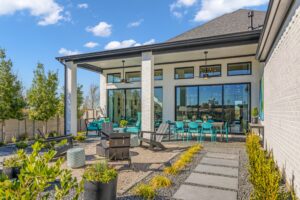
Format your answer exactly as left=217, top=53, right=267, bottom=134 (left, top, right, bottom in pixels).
left=251, top=117, right=258, bottom=124
left=84, top=176, right=117, bottom=200
left=2, top=167, right=20, bottom=179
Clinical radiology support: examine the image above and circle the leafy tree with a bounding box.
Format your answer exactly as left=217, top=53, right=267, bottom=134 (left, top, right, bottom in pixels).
left=27, top=63, right=59, bottom=134
left=0, top=49, right=26, bottom=141
left=57, top=85, right=84, bottom=119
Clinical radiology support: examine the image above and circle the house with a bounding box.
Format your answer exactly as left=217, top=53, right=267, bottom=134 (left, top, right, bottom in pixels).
left=57, top=0, right=300, bottom=196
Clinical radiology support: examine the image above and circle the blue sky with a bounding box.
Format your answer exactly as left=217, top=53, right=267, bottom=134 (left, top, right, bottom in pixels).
left=0, top=0, right=269, bottom=97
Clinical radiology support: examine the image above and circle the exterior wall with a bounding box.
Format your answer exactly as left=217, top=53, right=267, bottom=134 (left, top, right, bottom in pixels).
left=101, top=53, right=263, bottom=123
left=263, top=4, right=300, bottom=196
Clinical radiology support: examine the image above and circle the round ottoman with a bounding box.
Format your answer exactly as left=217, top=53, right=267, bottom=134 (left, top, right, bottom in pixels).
left=67, top=148, right=85, bottom=168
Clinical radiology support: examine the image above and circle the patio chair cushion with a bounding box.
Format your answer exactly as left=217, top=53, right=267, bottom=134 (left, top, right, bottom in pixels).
left=126, top=126, right=140, bottom=133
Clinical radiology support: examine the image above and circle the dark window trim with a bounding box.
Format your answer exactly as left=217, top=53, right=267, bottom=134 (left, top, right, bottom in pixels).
left=174, top=82, right=251, bottom=134
left=107, top=73, right=121, bottom=83
left=154, top=69, right=163, bottom=80
left=125, top=71, right=141, bottom=82
left=227, top=61, right=252, bottom=76
left=199, top=64, right=222, bottom=78
left=174, top=66, right=194, bottom=80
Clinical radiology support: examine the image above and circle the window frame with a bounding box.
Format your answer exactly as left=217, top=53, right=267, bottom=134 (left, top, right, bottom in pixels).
left=154, top=69, right=163, bottom=80
left=174, top=67, right=194, bottom=80
left=125, top=71, right=141, bottom=82
left=227, top=62, right=252, bottom=76
left=107, top=73, right=121, bottom=83
left=199, top=64, right=222, bottom=78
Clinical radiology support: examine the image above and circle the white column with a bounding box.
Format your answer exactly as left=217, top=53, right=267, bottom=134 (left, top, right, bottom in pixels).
left=141, top=51, right=154, bottom=131
left=99, top=72, right=107, bottom=117
left=65, top=62, right=77, bottom=136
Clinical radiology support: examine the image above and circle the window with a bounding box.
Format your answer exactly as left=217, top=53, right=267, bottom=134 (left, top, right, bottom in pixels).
left=175, top=83, right=251, bottom=133
left=107, top=73, right=121, bottom=83
left=154, top=69, right=163, bottom=80
left=200, top=65, right=221, bottom=78
left=174, top=67, right=194, bottom=79
left=227, top=62, right=251, bottom=76
left=126, top=71, right=141, bottom=82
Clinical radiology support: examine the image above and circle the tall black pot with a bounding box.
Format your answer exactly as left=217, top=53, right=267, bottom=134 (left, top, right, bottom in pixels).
left=84, top=176, right=117, bottom=200
left=2, top=167, right=20, bottom=179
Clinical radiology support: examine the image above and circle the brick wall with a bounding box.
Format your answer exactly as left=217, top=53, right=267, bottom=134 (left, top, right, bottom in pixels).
left=264, top=6, right=300, bottom=196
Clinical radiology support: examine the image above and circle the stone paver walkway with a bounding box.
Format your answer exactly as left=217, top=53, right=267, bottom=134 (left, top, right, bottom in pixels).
left=173, top=149, right=239, bottom=200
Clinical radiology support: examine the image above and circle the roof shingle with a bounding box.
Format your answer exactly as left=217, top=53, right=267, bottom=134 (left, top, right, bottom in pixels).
left=167, top=9, right=266, bottom=42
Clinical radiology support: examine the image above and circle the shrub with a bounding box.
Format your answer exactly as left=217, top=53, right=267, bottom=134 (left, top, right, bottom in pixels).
left=246, top=134, right=288, bottom=200
left=134, top=184, right=156, bottom=200
left=3, top=156, right=22, bottom=168
left=83, top=162, right=117, bottom=183
left=11, top=136, right=17, bottom=143
left=15, top=140, right=28, bottom=149
left=150, top=175, right=172, bottom=189
left=0, top=142, right=4, bottom=147
left=74, top=132, right=86, bottom=142
left=163, top=166, right=179, bottom=175
left=0, top=142, right=83, bottom=199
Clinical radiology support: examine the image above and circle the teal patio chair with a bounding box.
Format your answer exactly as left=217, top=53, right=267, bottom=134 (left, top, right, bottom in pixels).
left=85, top=119, right=101, bottom=136
left=207, top=119, right=215, bottom=123
left=125, top=112, right=141, bottom=134
left=195, top=119, right=203, bottom=123
left=200, top=122, right=216, bottom=142
left=187, top=122, right=199, bottom=142
left=216, top=121, right=229, bottom=142
left=175, top=121, right=184, bottom=140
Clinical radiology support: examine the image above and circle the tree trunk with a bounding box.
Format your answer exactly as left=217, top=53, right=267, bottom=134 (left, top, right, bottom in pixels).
left=1, top=120, right=4, bottom=142
left=57, top=115, right=60, bottom=135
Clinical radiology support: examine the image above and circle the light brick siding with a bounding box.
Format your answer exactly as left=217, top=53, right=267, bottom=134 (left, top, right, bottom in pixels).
left=264, top=6, right=300, bottom=196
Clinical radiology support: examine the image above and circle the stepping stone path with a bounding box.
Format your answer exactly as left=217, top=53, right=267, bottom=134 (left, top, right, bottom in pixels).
left=173, top=150, right=239, bottom=200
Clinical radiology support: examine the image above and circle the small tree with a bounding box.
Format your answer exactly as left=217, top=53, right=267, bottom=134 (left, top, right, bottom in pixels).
left=0, top=49, right=26, bottom=142
left=87, top=83, right=99, bottom=118
left=27, top=63, right=59, bottom=134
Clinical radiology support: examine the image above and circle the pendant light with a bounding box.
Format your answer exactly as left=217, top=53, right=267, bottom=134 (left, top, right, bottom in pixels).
left=120, top=60, right=129, bottom=84
left=203, top=51, right=209, bottom=80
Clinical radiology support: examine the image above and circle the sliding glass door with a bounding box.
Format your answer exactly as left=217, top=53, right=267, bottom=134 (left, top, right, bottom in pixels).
left=175, top=83, right=250, bottom=133
left=108, top=88, right=141, bottom=125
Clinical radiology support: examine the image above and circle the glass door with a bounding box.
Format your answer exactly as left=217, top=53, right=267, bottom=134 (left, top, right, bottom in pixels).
left=125, top=89, right=141, bottom=125
left=223, top=84, right=250, bottom=133
left=108, top=90, right=125, bottom=123
left=198, top=85, right=223, bottom=121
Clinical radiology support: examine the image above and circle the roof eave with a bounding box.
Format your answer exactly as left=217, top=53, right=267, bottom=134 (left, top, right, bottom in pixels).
left=56, top=30, right=261, bottom=63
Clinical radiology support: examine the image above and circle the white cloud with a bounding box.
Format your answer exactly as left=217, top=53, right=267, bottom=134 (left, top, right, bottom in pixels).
left=58, top=48, right=81, bottom=56
left=86, top=21, right=112, bottom=37
left=170, top=0, right=197, bottom=18
left=143, top=39, right=156, bottom=45
left=84, top=42, right=99, bottom=48
left=104, top=39, right=156, bottom=50
left=77, top=3, right=88, bottom=9
left=0, top=0, right=68, bottom=26
left=194, top=0, right=269, bottom=22
left=128, top=19, right=144, bottom=28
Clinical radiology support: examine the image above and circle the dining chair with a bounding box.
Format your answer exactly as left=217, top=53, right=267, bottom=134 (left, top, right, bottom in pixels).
left=200, top=122, right=216, bottom=142
left=187, top=122, right=199, bottom=142
left=175, top=121, right=185, bottom=140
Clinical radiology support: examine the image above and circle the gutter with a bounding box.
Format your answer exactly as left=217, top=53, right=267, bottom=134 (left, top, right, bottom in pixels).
left=56, top=30, right=261, bottom=63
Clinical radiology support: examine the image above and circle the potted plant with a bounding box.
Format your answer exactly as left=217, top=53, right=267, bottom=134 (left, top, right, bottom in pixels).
left=3, top=156, right=22, bottom=179
left=252, top=107, right=259, bottom=124
left=119, top=120, right=128, bottom=133
left=83, top=161, right=118, bottom=200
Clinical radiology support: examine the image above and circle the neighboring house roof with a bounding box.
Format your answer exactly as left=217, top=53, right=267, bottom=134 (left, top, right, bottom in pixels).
left=168, top=9, right=266, bottom=42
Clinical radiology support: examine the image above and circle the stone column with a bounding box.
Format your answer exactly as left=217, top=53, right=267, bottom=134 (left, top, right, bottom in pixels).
left=99, top=72, right=107, bottom=117
left=65, top=62, right=77, bottom=136
left=141, top=51, right=154, bottom=131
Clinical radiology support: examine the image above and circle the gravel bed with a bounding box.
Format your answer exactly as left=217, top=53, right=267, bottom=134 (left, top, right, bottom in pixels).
left=238, top=148, right=252, bottom=200
left=118, top=149, right=206, bottom=200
